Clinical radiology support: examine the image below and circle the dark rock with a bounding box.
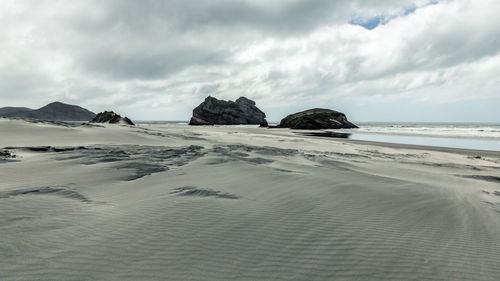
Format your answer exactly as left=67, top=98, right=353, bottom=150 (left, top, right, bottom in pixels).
left=259, top=119, right=269, bottom=127
left=91, top=111, right=135, bottom=125
left=0, top=102, right=96, bottom=121
left=122, top=117, right=134, bottom=125
left=279, top=108, right=358, bottom=130
left=189, top=96, right=266, bottom=125
left=0, top=150, right=15, bottom=159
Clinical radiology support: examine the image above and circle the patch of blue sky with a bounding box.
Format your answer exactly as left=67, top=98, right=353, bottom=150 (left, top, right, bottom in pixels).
left=349, top=1, right=438, bottom=30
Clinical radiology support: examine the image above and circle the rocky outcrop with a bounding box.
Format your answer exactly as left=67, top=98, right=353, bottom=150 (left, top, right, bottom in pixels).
left=189, top=96, right=267, bottom=125
left=259, top=119, right=269, bottom=127
left=0, top=102, right=96, bottom=121
left=278, top=108, right=358, bottom=130
left=91, top=111, right=134, bottom=125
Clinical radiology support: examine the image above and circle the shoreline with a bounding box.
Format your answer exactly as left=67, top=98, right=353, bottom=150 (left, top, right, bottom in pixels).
left=295, top=132, right=500, bottom=158
left=343, top=138, right=500, bottom=157
left=136, top=120, right=500, bottom=152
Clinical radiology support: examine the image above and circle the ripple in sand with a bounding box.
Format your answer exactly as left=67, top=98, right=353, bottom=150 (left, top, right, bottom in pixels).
left=171, top=186, right=239, bottom=199
left=0, top=187, right=90, bottom=203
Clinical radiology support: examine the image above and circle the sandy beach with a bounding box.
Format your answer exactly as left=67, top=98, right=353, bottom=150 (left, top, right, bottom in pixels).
left=1, top=118, right=500, bottom=280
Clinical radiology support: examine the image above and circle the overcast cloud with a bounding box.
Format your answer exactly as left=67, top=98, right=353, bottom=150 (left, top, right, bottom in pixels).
left=1, top=0, right=499, bottom=121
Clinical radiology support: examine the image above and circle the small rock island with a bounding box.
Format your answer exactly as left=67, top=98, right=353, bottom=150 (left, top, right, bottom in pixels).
left=91, top=111, right=135, bottom=125
left=279, top=108, right=358, bottom=129
left=189, top=96, right=267, bottom=125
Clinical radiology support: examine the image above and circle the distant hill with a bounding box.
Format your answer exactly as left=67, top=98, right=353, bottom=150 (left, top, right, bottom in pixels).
left=0, top=107, right=33, bottom=116
left=0, top=102, right=96, bottom=121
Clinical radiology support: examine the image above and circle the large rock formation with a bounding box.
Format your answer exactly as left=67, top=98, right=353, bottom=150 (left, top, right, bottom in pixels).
left=0, top=102, right=96, bottom=121
left=279, top=108, right=358, bottom=130
left=91, top=111, right=135, bottom=125
left=189, top=96, right=267, bottom=125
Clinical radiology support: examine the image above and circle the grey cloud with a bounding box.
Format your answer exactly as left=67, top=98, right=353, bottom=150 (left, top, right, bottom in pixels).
left=80, top=47, right=227, bottom=80
left=73, top=0, right=346, bottom=35
left=197, top=84, right=221, bottom=95
left=63, top=0, right=351, bottom=81
left=20, top=0, right=421, bottom=83
left=72, top=0, right=418, bottom=35
left=0, top=67, right=56, bottom=107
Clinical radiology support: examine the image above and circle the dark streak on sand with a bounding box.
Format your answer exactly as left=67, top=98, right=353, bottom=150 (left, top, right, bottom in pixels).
left=70, top=145, right=206, bottom=180
left=360, top=149, right=425, bottom=160
left=171, top=186, right=239, bottom=199
left=5, top=146, right=88, bottom=153
left=273, top=168, right=302, bottom=174
left=208, top=144, right=299, bottom=166
left=306, top=150, right=371, bottom=160
left=414, top=162, right=482, bottom=171
left=136, top=127, right=205, bottom=141
left=6, top=145, right=206, bottom=181
left=458, top=175, right=500, bottom=183
left=302, top=153, right=356, bottom=171
left=482, top=201, right=495, bottom=206
left=116, top=163, right=168, bottom=181
left=212, top=146, right=274, bottom=165
left=5, top=117, right=104, bottom=128
left=0, top=187, right=90, bottom=203
left=225, top=144, right=298, bottom=157
left=295, top=131, right=351, bottom=139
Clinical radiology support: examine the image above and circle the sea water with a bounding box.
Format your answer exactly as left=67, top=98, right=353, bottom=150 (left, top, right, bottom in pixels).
left=347, top=122, right=500, bottom=140
left=333, top=122, right=500, bottom=151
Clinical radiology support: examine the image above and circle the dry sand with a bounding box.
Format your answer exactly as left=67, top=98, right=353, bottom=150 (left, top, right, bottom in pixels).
left=1, top=118, right=500, bottom=280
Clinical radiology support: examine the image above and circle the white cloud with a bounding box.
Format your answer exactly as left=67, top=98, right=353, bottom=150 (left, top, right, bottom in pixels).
left=218, top=0, right=500, bottom=104
left=0, top=0, right=499, bottom=121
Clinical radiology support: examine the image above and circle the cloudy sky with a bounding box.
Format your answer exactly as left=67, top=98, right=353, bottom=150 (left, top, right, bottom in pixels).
left=1, top=0, right=499, bottom=122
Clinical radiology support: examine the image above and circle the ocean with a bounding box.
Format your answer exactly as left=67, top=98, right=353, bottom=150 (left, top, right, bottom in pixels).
left=135, top=121, right=500, bottom=151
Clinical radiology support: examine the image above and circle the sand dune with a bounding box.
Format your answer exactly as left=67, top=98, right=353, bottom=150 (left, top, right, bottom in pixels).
left=1, top=118, right=499, bottom=280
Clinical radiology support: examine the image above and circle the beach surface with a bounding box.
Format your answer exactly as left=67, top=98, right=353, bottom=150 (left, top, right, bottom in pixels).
left=1, top=118, right=500, bottom=280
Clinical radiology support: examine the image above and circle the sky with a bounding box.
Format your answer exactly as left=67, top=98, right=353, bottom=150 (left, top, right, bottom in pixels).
left=1, top=0, right=499, bottom=122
